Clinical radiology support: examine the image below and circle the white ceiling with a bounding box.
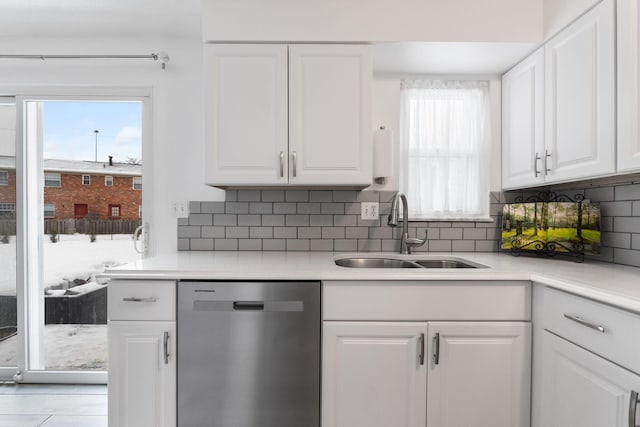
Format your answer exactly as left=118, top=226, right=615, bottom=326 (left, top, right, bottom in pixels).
left=0, top=1, right=539, bottom=74
left=0, top=0, right=202, bottom=38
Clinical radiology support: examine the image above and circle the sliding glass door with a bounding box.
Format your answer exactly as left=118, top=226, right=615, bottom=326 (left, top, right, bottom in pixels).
left=0, top=98, right=18, bottom=381
left=1, top=93, right=150, bottom=383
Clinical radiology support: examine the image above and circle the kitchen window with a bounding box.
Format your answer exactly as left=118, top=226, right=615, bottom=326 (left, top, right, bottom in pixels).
left=82, top=175, right=90, bottom=185
left=44, top=172, right=61, bottom=188
left=105, top=175, right=113, bottom=186
left=399, top=80, right=490, bottom=220
left=43, top=203, right=55, bottom=218
left=132, top=176, right=142, bottom=190
left=0, top=170, right=8, bottom=185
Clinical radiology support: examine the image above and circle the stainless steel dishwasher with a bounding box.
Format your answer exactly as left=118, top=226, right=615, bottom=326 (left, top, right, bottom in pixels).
left=177, top=281, right=320, bottom=427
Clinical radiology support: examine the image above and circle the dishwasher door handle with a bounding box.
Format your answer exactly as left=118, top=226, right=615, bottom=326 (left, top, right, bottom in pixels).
left=233, top=301, right=265, bottom=310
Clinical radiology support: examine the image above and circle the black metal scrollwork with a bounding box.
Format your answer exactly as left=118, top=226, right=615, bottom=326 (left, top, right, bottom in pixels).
left=506, top=191, right=588, bottom=262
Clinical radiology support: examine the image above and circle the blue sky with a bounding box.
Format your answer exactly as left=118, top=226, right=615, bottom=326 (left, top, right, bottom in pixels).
left=43, top=101, right=142, bottom=163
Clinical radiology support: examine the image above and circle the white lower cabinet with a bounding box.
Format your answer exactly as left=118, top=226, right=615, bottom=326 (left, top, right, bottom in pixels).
left=426, top=322, right=531, bottom=427
left=322, top=322, right=428, bottom=427
left=108, top=322, right=176, bottom=427
left=539, top=331, right=640, bottom=427
left=107, top=279, right=176, bottom=427
left=322, top=320, right=531, bottom=427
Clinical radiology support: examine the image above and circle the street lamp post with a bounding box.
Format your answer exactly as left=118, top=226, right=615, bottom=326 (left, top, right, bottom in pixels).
left=94, top=129, right=99, bottom=162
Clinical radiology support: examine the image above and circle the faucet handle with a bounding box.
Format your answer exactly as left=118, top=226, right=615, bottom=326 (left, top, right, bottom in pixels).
left=405, top=230, right=428, bottom=249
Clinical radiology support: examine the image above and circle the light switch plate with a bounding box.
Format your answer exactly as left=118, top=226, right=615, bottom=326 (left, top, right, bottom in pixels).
left=361, top=202, right=379, bottom=220
left=172, top=202, right=189, bottom=218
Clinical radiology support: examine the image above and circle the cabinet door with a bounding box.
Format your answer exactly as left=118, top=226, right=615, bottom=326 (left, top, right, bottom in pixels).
left=618, top=0, right=640, bottom=172
left=108, top=321, right=176, bottom=427
left=322, top=322, right=427, bottom=427
left=204, top=44, right=288, bottom=186
left=502, top=47, right=545, bottom=190
left=289, top=45, right=372, bottom=186
left=427, top=322, right=531, bottom=427
left=544, top=0, right=615, bottom=183
left=539, top=331, right=640, bottom=427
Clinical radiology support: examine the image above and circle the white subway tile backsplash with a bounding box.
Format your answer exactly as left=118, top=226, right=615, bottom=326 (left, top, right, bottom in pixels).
left=615, top=184, right=640, bottom=201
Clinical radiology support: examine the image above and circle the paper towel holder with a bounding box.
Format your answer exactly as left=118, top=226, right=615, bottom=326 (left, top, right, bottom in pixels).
left=373, top=125, right=393, bottom=185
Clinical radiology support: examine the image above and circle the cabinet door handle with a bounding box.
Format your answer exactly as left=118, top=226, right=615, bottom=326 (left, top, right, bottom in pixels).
left=534, top=152, right=541, bottom=177
left=418, top=333, right=425, bottom=366
left=163, top=331, right=170, bottom=365
left=291, top=151, right=297, bottom=178
left=544, top=149, right=552, bottom=175
left=122, top=297, right=157, bottom=303
left=279, top=151, right=285, bottom=178
left=630, top=390, right=639, bottom=427
left=563, top=314, right=605, bottom=333
left=432, top=332, right=440, bottom=365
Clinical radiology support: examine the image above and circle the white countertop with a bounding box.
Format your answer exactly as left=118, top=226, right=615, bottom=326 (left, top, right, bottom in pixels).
left=104, top=251, right=640, bottom=313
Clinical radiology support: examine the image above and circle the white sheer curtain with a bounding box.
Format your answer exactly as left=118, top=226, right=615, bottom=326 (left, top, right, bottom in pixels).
left=399, top=80, right=491, bottom=220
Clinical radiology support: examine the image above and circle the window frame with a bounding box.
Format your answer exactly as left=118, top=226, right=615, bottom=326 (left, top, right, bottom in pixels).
left=44, top=172, right=61, bottom=188
left=108, top=204, right=121, bottom=218
left=43, top=203, right=55, bottom=218
left=132, top=176, right=142, bottom=190
left=82, top=175, right=90, bottom=185
left=0, top=170, right=8, bottom=186
left=104, top=175, right=113, bottom=187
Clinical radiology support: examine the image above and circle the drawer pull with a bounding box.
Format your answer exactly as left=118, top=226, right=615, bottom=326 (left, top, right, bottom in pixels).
left=563, top=314, right=605, bottom=333
left=630, top=390, right=639, bottom=427
left=122, top=297, right=158, bottom=303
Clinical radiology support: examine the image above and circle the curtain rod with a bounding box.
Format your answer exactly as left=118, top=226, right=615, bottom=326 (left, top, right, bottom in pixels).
left=0, top=52, right=170, bottom=69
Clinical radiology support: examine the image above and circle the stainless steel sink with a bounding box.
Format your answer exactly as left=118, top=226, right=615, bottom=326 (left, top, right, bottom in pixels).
left=334, top=256, right=486, bottom=269
left=414, top=259, right=478, bottom=268
left=334, top=258, right=421, bottom=268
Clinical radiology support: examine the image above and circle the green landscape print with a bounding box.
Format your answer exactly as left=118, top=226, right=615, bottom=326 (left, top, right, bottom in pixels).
left=501, top=202, right=601, bottom=255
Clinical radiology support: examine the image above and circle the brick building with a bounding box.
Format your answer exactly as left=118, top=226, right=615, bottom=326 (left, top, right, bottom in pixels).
left=0, top=156, right=141, bottom=221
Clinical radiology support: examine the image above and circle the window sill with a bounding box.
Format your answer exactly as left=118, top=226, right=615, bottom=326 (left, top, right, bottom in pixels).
left=408, top=217, right=495, bottom=223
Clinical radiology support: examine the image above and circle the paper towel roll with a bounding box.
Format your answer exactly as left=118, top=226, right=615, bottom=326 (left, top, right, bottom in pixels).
left=373, top=127, right=393, bottom=183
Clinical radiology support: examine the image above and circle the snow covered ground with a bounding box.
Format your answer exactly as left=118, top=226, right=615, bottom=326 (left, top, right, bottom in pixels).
left=0, top=325, right=107, bottom=370
left=0, top=234, right=138, bottom=371
left=0, top=233, right=141, bottom=295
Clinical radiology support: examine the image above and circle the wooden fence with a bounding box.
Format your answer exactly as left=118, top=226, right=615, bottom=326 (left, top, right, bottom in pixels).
left=0, top=219, right=141, bottom=236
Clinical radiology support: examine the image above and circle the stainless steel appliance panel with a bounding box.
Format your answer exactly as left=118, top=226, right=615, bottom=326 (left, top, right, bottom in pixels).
left=177, top=281, right=320, bottom=427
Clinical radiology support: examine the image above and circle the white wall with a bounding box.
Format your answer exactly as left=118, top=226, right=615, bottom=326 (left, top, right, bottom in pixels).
left=0, top=35, right=224, bottom=256
left=543, top=0, right=601, bottom=39
left=204, top=0, right=543, bottom=43
left=371, top=77, right=502, bottom=193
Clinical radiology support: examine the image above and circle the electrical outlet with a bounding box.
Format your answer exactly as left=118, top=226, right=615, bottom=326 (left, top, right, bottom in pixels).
left=361, top=202, right=379, bottom=220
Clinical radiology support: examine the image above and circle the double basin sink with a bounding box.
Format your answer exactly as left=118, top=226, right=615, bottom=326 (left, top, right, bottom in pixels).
left=335, top=255, right=487, bottom=269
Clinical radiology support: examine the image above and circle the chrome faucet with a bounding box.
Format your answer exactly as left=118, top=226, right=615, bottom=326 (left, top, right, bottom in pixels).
left=387, top=192, right=427, bottom=254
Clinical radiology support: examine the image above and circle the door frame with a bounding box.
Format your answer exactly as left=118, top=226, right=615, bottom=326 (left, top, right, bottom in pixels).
left=3, top=87, right=153, bottom=384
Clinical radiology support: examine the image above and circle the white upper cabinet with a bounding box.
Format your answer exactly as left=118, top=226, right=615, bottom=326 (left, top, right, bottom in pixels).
left=289, top=45, right=372, bottom=186
left=502, top=0, right=616, bottom=190
left=204, top=44, right=289, bottom=186
left=502, top=47, right=545, bottom=190
left=617, top=0, right=640, bottom=172
left=544, top=0, right=615, bottom=183
left=204, top=44, right=372, bottom=187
